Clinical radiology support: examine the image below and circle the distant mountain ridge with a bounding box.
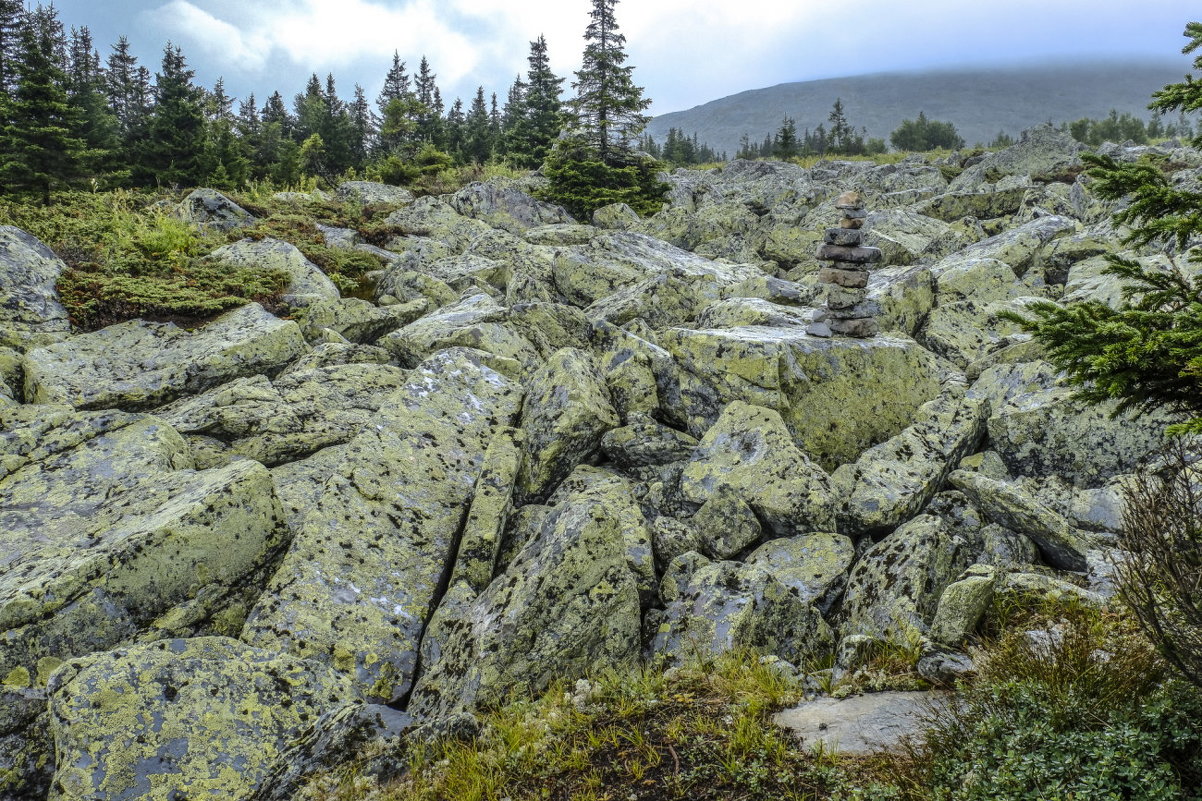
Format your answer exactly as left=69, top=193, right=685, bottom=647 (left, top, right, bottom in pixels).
left=647, top=61, right=1186, bottom=156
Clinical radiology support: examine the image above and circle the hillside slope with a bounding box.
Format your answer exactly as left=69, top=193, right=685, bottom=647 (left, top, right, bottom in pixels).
left=647, top=60, right=1185, bottom=155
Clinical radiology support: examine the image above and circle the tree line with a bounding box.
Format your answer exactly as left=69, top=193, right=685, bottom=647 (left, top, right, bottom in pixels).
left=0, top=0, right=682, bottom=213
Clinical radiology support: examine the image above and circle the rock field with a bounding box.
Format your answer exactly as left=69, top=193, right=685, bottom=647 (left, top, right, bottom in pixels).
left=1, top=125, right=1196, bottom=799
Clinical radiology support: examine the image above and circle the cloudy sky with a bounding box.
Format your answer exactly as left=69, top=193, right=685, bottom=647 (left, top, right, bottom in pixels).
left=47, top=0, right=1195, bottom=115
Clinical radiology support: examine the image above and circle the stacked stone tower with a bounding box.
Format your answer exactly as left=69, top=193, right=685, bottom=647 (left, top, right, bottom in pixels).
left=807, top=191, right=883, bottom=338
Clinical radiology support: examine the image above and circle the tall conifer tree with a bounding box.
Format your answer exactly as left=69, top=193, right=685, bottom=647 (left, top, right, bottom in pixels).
left=568, top=0, right=650, bottom=163
left=137, top=43, right=208, bottom=187
left=1, top=8, right=85, bottom=203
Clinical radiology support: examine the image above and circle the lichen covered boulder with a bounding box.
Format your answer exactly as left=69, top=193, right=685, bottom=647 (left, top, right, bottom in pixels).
left=155, top=363, right=411, bottom=466
left=24, top=303, right=307, bottom=410
left=745, top=532, right=855, bottom=615
left=516, top=348, right=620, bottom=503
left=840, top=515, right=971, bottom=643
left=408, top=483, right=644, bottom=720
left=949, top=470, right=1093, bottom=572
left=650, top=558, right=833, bottom=667
left=0, top=405, right=289, bottom=686
left=336, top=181, right=415, bottom=206
left=47, top=637, right=351, bottom=801
left=174, top=188, right=256, bottom=232
left=679, top=401, right=836, bottom=536
left=450, top=181, right=574, bottom=233
left=0, top=226, right=71, bottom=349
left=205, top=238, right=340, bottom=306
left=661, top=327, right=945, bottom=468
left=834, top=389, right=989, bottom=536
left=379, top=293, right=539, bottom=376
left=241, top=349, right=523, bottom=704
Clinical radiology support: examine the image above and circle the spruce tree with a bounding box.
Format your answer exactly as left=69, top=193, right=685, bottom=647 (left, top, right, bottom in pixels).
left=567, top=0, right=651, bottom=162
left=137, top=43, right=208, bottom=187
left=349, top=83, right=375, bottom=170
left=0, top=0, right=23, bottom=96
left=65, top=24, right=118, bottom=180
left=0, top=9, right=86, bottom=203
left=542, top=0, right=664, bottom=219
left=462, top=86, right=492, bottom=164
left=508, top=35, right=564, bottom=169
left=774, top=116, right=798, bottom=158
left=413, top=55, right=442, bottom=145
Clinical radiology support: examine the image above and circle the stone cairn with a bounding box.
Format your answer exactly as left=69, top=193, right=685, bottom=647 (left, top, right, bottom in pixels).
left=807, top=191, right=883, bottom=338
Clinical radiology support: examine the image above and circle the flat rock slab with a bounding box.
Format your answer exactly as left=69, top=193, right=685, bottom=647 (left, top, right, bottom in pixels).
left=774, top=691, right=946, bottom=755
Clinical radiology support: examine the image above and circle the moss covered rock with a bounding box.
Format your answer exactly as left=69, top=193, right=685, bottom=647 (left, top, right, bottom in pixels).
left=650, top=558, right=833, bottom=667
left=47, top=636, right=351, bottom=801
left=24, top=303, right=307, bottom=410
left=0, top=226, right=71, bottom=350
left=680, top=401, right=835, bottom=536
left=0, top=405, right=289, bottom=686
left=241, top=349, right=523, bottom=704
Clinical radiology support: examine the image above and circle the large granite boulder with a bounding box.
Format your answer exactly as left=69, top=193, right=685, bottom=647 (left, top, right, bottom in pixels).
left=971, top=361, right=1176, bottom=487
left=651, top=557, right=833, bottom=667
left=385, top=196, right=491, bottom=254
left=840, top=515, right=971, bottom=643
left=408, top=482, right=644, bottom=720
left=745, top=532, right=856, bottom=615
left=949, top=470, right=1094, bottom=572
left=174, top=188, right=256, bottom=232
left=336, top=181, right=415, bottom=206
left=204, top=238, right=340, bottom=306
left=241, top=349, right=523, bottom=704
left=450, top=181, right=574, bottom=233
left=516, top=348, right=620, bottom=503
left=833, top=389, right=990, bottom=536
left=679, top=401, right=836, bottom=536
left=47, top=637, right=350, bottom=801
left=0, top=405, right=289, bottom=687
left=950, top=125, right=1086, bottom=191
left=378, top=293, right=539, bottom=376
left=155, top=363, right=411, bottom=467
left=0, top=227, right=72, bottom=350
left=660, top=327, right=946, bottom=468
left=24, top=303, right=306, bottom=410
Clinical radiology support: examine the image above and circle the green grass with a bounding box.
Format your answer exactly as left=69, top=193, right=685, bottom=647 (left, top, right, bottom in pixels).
left=299, top=651, right=879, bottom=801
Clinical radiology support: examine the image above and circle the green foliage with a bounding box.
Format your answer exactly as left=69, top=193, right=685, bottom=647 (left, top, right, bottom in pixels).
left=1, top=190, right=288, bottom=329
left=1004, top=23, right=1202, bottom=436
left=1002, top=154, right=1202, bottom=433
left=568, top=0, right=652, bottom=163
left=0, top=8, right=87, bottom=204
left=136, top=45, right=208, bottom=188
left=505, top=35, right=565, bottom=169
left=301, top=651, right=866, bottom=801
left=883, top=608, right=1202, bottom=801
left=538, top=137, right=667, bottom=220
left=890, top=112, right=965, bottom=151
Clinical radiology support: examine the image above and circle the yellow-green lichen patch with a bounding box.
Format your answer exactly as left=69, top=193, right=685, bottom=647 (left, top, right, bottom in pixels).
left=241, top=348, right=523, bottom=704
left=0, top=404, right=288, bottom=685
left=47, top=637, right=352, bottom=801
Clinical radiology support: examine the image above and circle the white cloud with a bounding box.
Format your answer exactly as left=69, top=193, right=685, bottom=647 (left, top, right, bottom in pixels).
left=150, top=0, right=270, bottom=71
left=146, top=0, right=1191, bottom=114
